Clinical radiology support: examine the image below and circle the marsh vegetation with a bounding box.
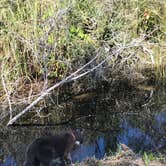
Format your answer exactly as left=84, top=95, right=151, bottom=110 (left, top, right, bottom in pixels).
left=0, top=0, right=166, bottom=165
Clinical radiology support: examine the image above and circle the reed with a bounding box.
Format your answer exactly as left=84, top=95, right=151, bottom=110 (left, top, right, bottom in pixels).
left=0, top=0, right=166, bottom=105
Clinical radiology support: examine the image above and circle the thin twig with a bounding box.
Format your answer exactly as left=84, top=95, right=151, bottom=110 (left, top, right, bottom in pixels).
left=1, top=64, right=13, bottom=120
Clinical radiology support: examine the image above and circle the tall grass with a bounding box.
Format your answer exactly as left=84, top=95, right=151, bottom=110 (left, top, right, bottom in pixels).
left=0, top=0, right=166, bottom=105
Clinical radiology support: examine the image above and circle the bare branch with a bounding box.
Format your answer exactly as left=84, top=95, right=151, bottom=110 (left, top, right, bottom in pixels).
left=1, top=63, right=13, bottom=120
left=6, top=50, right=101, bottom=126
left=7, top=29, right=158, bottom=126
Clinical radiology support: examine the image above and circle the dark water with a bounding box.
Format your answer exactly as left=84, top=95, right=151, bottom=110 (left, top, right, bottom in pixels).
left=0, top=83, right=166, bottom=165
left=72, top=111, right=166, bottom=162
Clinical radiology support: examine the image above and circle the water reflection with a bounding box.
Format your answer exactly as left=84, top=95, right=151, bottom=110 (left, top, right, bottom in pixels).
left=0, top=157, right=17, bottom=166
left=72, top=137, right=105, bottom=162
left=118, top=121, right=156, bottom=151
left=0, top=84, right=166, bottom=165
left=71, top=110, right=166, bottom=162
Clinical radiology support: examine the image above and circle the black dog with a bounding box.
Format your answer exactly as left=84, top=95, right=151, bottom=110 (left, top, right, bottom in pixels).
left=24, top=130, right=83, bottom=166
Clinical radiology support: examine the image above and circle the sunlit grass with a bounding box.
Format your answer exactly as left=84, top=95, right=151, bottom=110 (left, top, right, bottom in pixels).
left=143, top=152, right=165, bottom=166
left=0, top=0, right=166, bottom=104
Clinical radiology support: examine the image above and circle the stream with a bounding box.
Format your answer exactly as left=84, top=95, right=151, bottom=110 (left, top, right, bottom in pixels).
left=0, top=82, right=166, bottom=165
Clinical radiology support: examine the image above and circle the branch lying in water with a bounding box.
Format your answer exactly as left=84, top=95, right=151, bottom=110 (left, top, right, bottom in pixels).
left=7, top=49, right=103, bottom=126
left=7, top=30, right=158, bottom=126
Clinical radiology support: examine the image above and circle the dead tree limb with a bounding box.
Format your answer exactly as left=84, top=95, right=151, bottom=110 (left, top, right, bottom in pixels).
left=7, top=30, right=157, bottom=126
left=7, top=50, right=102, bottom=126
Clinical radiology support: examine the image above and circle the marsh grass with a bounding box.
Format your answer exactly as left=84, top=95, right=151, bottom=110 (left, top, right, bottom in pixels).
left=0, top=0, right=166, bottom=106
left=143, top=152, right=165, bottom=166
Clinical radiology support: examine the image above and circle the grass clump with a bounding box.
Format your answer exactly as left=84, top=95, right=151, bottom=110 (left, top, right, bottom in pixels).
left=143, top=152, right=165, bottom=166
left=0, top=0, right=166, bottom=106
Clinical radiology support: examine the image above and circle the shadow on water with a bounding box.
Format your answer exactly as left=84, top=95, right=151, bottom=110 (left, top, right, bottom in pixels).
left=0, top=83, right=166, bottom=165
left=72, top=111, right=166, bottom=162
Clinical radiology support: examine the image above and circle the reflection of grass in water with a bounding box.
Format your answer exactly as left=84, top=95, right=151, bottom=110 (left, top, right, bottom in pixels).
left=1, top=0, right=166, bottom=106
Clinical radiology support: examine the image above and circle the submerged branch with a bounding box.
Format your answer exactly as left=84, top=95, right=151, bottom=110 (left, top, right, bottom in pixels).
left=6, top=50, right=101, bottom=126
left=7, top=32, right=157, bottom=126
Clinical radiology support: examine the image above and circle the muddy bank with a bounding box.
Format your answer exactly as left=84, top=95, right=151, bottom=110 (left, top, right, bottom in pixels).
left=78, top=144, right=166, bottom=166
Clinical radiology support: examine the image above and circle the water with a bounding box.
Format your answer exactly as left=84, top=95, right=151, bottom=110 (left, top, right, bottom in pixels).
left=72, top=110, right=166, bottom=162
left=0, top=83, right=166, bottom=165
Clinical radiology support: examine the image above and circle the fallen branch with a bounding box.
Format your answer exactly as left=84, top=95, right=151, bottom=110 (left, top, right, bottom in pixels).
left=7, top=50, right=102, bottom=126
left=7, top=30, right=158, bottom=126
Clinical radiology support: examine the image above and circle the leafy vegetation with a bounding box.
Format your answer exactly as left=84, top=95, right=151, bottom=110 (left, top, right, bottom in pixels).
left=0, top=1, right=166, bottom=164
left=143, top=152, right=165, bottom=166
left=0, top=0, right=166, bottom=105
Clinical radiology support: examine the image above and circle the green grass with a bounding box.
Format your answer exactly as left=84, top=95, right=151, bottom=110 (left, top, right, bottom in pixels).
left=143, top=152, right=164, bottom=166
left=0, top=0, right=166, bottom=103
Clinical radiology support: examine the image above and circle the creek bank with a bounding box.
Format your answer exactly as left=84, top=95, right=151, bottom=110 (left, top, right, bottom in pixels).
left=77, top=144, right=165, bottom=166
